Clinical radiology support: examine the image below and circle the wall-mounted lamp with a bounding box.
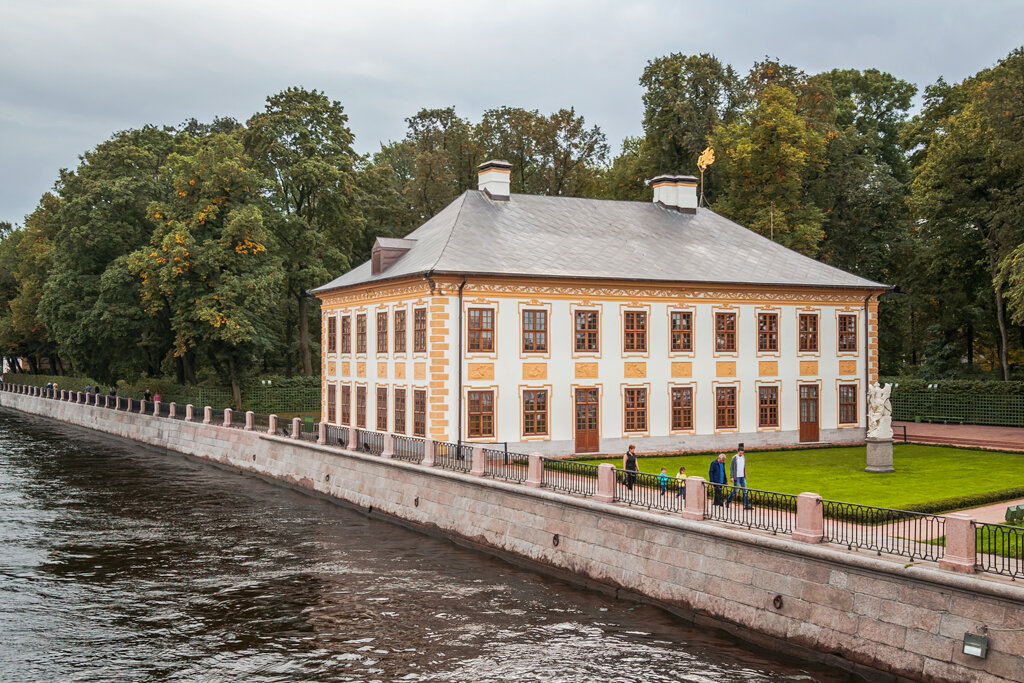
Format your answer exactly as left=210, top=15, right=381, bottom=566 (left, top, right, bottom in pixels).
left=962, top=632, right=989, bottom=658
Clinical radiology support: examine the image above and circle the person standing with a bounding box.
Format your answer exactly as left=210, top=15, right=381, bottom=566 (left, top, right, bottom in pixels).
left=658, top=467, right=669, bottom=497
left=674, top=466, right=687, bottom=500
left=708, top=453, right=727, bottom=507
left=623, top=444, right=638, bottom=491
left=725, top=443, right=751, bottom=510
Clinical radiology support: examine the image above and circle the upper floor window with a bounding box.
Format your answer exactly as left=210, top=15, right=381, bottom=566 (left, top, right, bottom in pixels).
left=468, top=308, right=495, bottom=352
left=838, top=314, right=858, bottom=352
left=715, top=312, right=736, bottom=352
left=341, top=315, right=351, bottom=354
left=799, top=314, right=818, bottom=352
left=394, top=310, right=407, bottom=354
left=574, top=310, right=599, bottom=352
left=376, top=312, right=388, bottom=353
left=522, top=310, right=547, bottom=353
left=623, top=311, right=647, bottom=352
left=356, top=314, right=367, bottom=354
left=327, top=316, right=337, bottom=354
left=468, top=390, right=494, bottom=437
left=624, top=387, right=648, bottom=432
left=758, top=313, right=778, bottom=352
left=413, top=308, right=427, bottom=353
left=670, top=311, right=692, bottom=352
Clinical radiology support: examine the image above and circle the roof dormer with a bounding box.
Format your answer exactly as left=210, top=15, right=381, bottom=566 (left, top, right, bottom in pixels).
left=371, top=237, right=417, bottom=275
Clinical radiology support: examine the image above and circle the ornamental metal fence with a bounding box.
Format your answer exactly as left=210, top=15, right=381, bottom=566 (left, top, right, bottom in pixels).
left=821, top=500, right=945, bottom=562
left=483, top=448, right=529, bottom=483
left=393, top=435, right=426, bottom=464
left=892, top=391, right=1024, bottom=428
left=704, top=483, right=797, bottom=535
left=615, top=469, right=686, bottom=512
left=543, top=459, right=600, bottom=497
left=433, top=441, right=473, bottom=472
left=298, top=420, right=319, bottom=442
left=975, top=522, right=1024, bottom=579
left=355, top=429, right=386, bottom=455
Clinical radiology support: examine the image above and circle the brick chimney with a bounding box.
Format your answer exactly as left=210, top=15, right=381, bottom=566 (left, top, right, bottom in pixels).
left=478, top=160, right=512, bottom=201
left=649, top=174, right=698, bottom=214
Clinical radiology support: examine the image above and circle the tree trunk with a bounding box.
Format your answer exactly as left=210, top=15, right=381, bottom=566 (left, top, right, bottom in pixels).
left=283, top=301, right=294, bottom=378
left=966, top=323, right=974, bottom=367
left=298, top=294, right=312, bottom=376
left=27, top=356, right=38, bottom=374
left=993, top=279, right=1011, bottom=381
left=227, top=355, right=242, bottom=409
left=175, top=356, right=185, bottom=384
left=183, top=350, right=198, bottom=385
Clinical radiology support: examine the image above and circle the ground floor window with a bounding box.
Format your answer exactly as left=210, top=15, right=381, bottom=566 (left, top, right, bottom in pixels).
left=758, top=386, right=779, bottom=427
left=716, top=386, right=737, bottom=429
left=356, top=386, right=366, bottom=428
left=327, top=384, right=337, bottom=424
left=468, top=390, right=494, bottom=438
left=394, top=388, right=406, bottom=434
left=413, top=389, right=426, bottom=437
left=624, top=387, right=647, bottom=432
left=671, top=387, right=692, bottom=431
left=376, top=387, right=388, bottom=431
left=839, top=384, right=858, bottom=424
left=341, top=385, right=351, bottom=426
left=522, top=389, right=548, bottom=435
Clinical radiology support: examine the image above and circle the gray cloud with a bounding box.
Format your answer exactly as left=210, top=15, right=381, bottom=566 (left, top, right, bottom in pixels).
left=1, top=0, right=1022, bottom=224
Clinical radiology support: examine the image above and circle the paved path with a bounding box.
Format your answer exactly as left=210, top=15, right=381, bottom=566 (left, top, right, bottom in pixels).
left=894, top=420, right=1024, bottom=451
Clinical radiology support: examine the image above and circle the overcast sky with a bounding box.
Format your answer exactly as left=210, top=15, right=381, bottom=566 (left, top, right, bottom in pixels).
left=2, top=0, right=1022, bottom=225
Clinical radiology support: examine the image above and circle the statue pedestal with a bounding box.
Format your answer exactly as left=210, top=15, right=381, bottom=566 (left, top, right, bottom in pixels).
left=865, top=437, right=895, bottom=473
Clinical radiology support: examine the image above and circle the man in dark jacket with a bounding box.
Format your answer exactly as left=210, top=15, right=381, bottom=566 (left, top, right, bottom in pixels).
left=708, top=453, right=727, bottom=507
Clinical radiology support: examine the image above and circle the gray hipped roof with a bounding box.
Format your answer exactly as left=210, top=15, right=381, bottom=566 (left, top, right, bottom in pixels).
left=312, top=191, right=886, bottom=294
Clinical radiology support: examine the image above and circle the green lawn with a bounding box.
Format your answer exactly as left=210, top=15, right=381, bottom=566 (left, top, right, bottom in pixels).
left=578, top=444, right=1024, bottom=511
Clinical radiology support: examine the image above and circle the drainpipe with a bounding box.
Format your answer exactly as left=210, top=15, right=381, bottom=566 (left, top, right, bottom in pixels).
left=864, top=293, right=872, bottom=426
left=457, top=276, right=467, bottom=444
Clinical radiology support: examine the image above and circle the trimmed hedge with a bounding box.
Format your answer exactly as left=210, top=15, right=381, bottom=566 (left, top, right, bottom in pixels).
left=880, top=377, right=1024, bottom=395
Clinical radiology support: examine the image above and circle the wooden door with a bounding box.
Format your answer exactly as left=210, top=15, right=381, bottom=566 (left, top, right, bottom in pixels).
left=799, top=384, right=819, bottom=442
left=575, top=388, right=599, bottom=453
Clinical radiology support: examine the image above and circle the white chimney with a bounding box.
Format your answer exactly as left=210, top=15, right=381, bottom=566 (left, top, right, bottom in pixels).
left=478, top=160, right=512, bottom=200
left=650, top=174, right=698, bottom=214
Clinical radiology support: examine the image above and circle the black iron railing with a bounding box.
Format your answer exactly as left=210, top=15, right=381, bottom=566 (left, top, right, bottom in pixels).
left=250, top=412, right=270, bottom=431
left=821, top=500, right=945, bottom=561
left=543, top=459, right=600, bottom=497
left=393, top=435, right=425, bottom=464
left=433, top=441, right=473, bottom=472
left=323, top=423, right=348, bottom=448
left=355, top=428, right=386, bottom=454
left=483, top=448, right=529, bottom=482
left=704, top=483, right=797, bottom=535
left=614, top=469, right=685, bottom=512
left=275, top=419, right=295, bottom=438
left=298, top=420, right=319, bottom=442
left=975, top=522, right=1024, bottom=578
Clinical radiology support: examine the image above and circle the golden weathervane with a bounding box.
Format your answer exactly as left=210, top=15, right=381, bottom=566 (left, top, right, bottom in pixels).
left=697, top=146, right=715, bottom=206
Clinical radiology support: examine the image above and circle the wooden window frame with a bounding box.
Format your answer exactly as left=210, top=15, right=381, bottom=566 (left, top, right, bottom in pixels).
left=327, top=383, right=337, bottom=423
left=340, top=385, right=351, bottom=426
left=341, top=315, right=351, bottom=354
left=838, top=314, right=858, bottom=352
left=522, top=389, right=548, bottom=436
left=413, top=308, right=427, bottom=353
left=671, top=386, right=693, bottom=431
left=376, top=312, right=388, bottom=354
left=799, top=313, right=819, bottom=353
left=623, top=387, right=648, bottom=432
left=757, top=312, right=779, bottom=352
left=623, top=311, right=647, bottom=353
left=715, top=312, right=737, bottom=353
left=574, top=309, right=599, bottom=353
left=356, top=314, right=367, bottom=354
left=758, top=385, right=779, bottom=428
left=521, top=309, right=548, bottom=353
left=839, top=384, right=858, bottom=424
left=327, top=316, right=337, bottom=354
left=413, top=389, right=427, bottom=437
left=715, top=385, right=737, bottom=430
left=670, top=311, right=692, bottom=353
left=394, top=388, right=406, bottom=434
left=376, top=387, right=388, bottom=431
left=394, top=310, right=407, bottom=354
left=467, top=390, right=495, bottom=438
left=468, top=308, right=495, bottom=353
left=355, top=385, right=367, bottom=428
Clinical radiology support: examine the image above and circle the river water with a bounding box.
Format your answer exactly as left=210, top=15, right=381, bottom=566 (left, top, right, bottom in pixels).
left=0, top=408, right=851, bottom=682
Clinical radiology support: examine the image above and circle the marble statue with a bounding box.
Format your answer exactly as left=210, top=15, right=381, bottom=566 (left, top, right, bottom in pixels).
left=866, top=381, right=893, bottom=440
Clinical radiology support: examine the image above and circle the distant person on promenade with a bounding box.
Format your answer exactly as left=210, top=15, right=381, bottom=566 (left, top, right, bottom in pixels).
left=108, top=386, right=116, bottom=396
left=658, top=467, right=669, bottom=496
left=153, top=392, right=161, bottom=403
left=708, top=453, right=727, bottom=506
left=725, top=443, right=752, bottom=510
left=84, top=384, right=91, bottom=394
left=144, top=389, right=152, bottom=403
left=623, top=444, right=638, bottom=491
left=675, top=466, right=687, bottom=500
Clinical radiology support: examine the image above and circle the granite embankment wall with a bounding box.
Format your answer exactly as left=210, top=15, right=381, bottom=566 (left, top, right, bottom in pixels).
left=2, top=390, right=1022, bottom=682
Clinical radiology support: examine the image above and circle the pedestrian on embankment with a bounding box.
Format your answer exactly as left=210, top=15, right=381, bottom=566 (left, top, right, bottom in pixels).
left=675, top=466, right=687, bottom=500
left=709, top=453, right=727, bottom=506
left=623, top=444, right=638, bottom=491
left=658, top=467, right=669, bottom=496
left=725, top=443, right=751, bottom=510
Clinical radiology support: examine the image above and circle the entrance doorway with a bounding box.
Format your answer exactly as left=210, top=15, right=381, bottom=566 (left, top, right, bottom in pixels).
left=799, top=384, right=819, bottom=442
left=574, top=388, right=599, bottom=453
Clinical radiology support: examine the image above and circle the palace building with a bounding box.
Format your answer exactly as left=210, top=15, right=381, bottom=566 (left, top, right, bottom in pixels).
left=312, top=160, right=887, bottom=455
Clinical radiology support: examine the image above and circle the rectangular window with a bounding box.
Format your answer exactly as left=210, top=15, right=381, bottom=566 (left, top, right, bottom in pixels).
left=522, top=389, right=548, bottom=435
left=341, top=385, right=351, bottom=426
left=394, top=388, right=406, bottom=434
left=413, top=389, right=427, bottom=437
left=758, top=313, right=778, bottom=352
left=758, top=386, right=779, bottom=427
left=839, top=384, right=858, bottom=424
left=341, top=316, right=351, bottom=354
left=413, top=308, right=427, bottom=353
left=356, top=386, right=366, bottom=428
left=715, top=312, right=736, bottom=352
left=327, top=384, right=337, bottom=423
left=671, top=387, right=693, bottom=431
left=624, top=388, right=648, bottom=432
left=799, top=314, right=819, bottom=352
left=327, top=316, right=337, bottom=354
left=716, top=386, right=737, bottom=429
left=377, top=312, right=388, bottom=354
left=376, top=387, right=388, bottom=431
left=838, top=314, right=858, bottom=352
left=356, top=314, right=367, bottom=354
left=670, top=311, right=692, bottom=352
left=574, top=310, right=599, bottom=352
left=468, top=390, right=494, bottom=437
left=623, top=311, right=647, bottom=352
left=394, top=310, right=407, bottom=354
left=522, top=310, right=547, bottom=353
left=468, top=308, right=495, bottom=352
